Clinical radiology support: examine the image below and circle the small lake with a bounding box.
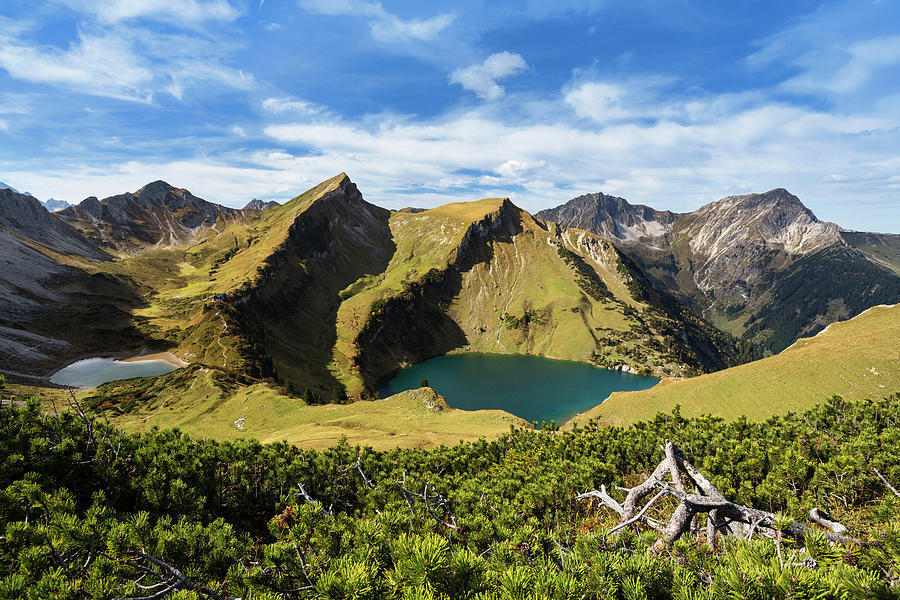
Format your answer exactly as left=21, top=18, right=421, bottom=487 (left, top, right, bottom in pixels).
left=378, top=353, right=659, bottom=424
left=49, top=357, right=180, bottom=388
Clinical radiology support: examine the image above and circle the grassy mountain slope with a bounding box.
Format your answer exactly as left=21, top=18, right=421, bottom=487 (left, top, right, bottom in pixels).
left=577, top=303, right=900, bottom=426
left=539, top=188, right=900, bottom=354
left=842, top=231, right=900, bottom=275
left=329, top=195, right=745, bottom=395
left=82, top=175, right=744, bottom=402
left=68, top=365, right=526, bottom=449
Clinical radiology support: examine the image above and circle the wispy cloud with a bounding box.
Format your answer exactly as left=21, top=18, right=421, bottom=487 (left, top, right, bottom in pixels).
left=61, top=0, right=242, bottom=26
left=0, top=17, right=253, bottom=102
left=298, top=0, right=454, bottom=42
left=450, top=52, right=527, bottom=101
left=262, top=97, right=323, bottom=115
left=748, top=0, right=900, bottom=107
left=0, top=33, right=155, bottom=102
left=259, top=90, right=895, bottom=214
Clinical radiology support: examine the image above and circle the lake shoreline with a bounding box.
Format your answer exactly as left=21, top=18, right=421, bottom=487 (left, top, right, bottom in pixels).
left=379, top=353, right=659, bottom=425
left=46, top=351, right=189, bottom=389
left=45, top=349, right=189, bottom=380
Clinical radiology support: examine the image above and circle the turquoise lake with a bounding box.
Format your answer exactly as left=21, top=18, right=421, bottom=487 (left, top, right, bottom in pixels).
left=49, top=357, right=180, bottom=388
left=378, top=353, right=660, bottom=424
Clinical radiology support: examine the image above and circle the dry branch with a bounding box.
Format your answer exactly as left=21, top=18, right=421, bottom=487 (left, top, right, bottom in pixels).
left=872, top=467, right=900, bottom=498
left=578, top=439, right=869, bottom=552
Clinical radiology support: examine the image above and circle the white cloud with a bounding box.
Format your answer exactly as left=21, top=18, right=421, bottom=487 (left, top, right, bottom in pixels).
left=494, top=159, right=546, bottom=179
left=298, top=0, right=454, bottom=42
left=0, top=27, right=253, bottom=102
left=748, top=0, right=900, bottom=106
left=231, top=125, right=247, bottom=137
left=0, top=93, right=33, bottom=115
left=253, top=90, right=900, bottom=229
left=564, top=82, right=628, bottom=122
left=62, top=0, right=241, bottom=25
left=449, top=52, right=527, bottom=101
left=824, top=35, right=900, bottom=94
left=0, top=34, right=155, bottom=102
left=262, top=97, right=322, bottom=115
left=9, top=87, right=900, bottom=231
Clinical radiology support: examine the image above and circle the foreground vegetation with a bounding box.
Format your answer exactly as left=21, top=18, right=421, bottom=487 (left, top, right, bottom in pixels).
left=3, top=390, right=900, bottom=599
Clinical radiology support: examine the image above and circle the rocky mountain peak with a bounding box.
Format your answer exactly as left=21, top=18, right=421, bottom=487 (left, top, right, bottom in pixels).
left=535, top=191, right=676, bottom=245
left=42, top=198, right=72, bottom=212
left=0, top=187, right=53, bottom=233
left=243, top=198, right=280, bottom=211
left=689, top=188, right=842, bottom=257
left=134, top=179, right=177, bottom=199
left=56, top=182, right=243, bottom=251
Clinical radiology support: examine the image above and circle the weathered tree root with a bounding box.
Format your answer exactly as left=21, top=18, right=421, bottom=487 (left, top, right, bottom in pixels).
left=578, top=440, right=868, bottom=552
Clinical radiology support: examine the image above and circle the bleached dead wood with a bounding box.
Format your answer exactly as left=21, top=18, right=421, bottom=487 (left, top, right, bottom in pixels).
left=578, top=440, right=868, bottom=552
left=809, top=508, right=848, bottom=534
left=873, top=467, right=900, bottom=498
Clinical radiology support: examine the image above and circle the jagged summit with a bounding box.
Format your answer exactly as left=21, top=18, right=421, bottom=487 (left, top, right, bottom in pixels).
left=540, top=186, right=900, bottom=352
left=243, top=198, right=280, bottom=211
left=536, top=191, right=677, bottom=244
left=688, top=188, right=843, bottom=256
left=134, top=179, right=178, bottom=199
left=42, top=198, right=71, bottom=212
left=57, top=181, right=243, bottom=252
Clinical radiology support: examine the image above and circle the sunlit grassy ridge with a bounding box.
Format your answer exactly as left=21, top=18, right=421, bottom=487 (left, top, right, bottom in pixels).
left=70, top=174, right=743, bottom=407
left=576, top=303, right=900, bottom=426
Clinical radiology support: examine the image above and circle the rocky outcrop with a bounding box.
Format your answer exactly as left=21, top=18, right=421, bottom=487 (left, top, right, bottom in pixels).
left=242, top=198, right=280, bottom=211
left=537, top=192, right=676, bottom=247
left=539, top=187, right=900, bottom=352
left=57, top=180, right=244, bottom=252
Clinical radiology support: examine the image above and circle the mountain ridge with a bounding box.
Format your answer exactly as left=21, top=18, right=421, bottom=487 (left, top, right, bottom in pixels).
left=57, top=180, right=246, bottom=252
left=0, top=174, right=748, bottom=400
left=538, top=187, right=900, bottom=351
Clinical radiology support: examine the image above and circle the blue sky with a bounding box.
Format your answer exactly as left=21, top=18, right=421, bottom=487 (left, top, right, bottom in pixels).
left=0, top=0, right=898, bottom=232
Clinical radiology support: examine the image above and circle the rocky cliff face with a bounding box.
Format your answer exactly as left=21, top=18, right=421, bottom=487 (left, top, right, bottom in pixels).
left=540, top=187, right=900, bottom=351
left=677, top=188, right=846, bottom=313
left=242, top=198, right=280, bottom=211
left=537, top=192, right=676, bottom=246
left=57, top=180, right=245, bottom=252
left=0, top=188, right=105, bottom=258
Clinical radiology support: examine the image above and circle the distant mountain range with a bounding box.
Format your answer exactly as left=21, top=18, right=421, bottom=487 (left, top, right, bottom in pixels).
left=0, top=175, right=751, bottom=395
left=538, top=189, right=900, bottom=352
left=0, top=175, right=897, bottom=401
left=41, top=198, right=71, bottom=212
left=243, top=198, right=280, bottom=211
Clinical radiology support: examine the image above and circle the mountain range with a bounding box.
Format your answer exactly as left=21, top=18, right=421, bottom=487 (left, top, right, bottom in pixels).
left=538, top=189, right=900, bottom=352
left=1, top=175, right=897, bottom=403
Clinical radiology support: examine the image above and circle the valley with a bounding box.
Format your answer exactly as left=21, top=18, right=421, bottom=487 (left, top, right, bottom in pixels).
left=1, top=174, right=898, bottom=449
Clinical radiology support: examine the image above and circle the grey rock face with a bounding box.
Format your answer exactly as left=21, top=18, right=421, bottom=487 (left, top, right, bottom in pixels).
left=0, top=188, right=103, bottom=258
left=539, top=187, right=900, bottom=351
left=57, top=180, right=245, bottom=251
left=242, top=198, right=280, bottom=211
left=536, top=192, right=677, bottom=245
